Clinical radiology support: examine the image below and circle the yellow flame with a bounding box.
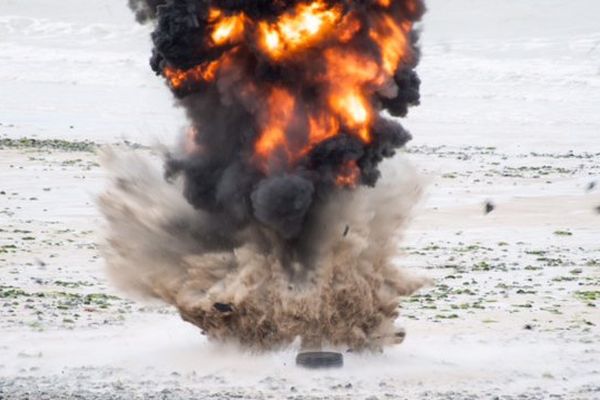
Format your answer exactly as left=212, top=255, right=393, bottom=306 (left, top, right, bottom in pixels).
left=258, top=1, right=342, bottom=59
left=211, top=13, right=245, bottom=45
left=259, top=22, right=281, bottom=54
left=329, top=91, right=371, bottom=142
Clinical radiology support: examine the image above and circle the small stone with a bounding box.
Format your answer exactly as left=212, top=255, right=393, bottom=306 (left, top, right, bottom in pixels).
left=485, top=201, right=495, bottom=214
left=524, top=324, right=533, bottom=330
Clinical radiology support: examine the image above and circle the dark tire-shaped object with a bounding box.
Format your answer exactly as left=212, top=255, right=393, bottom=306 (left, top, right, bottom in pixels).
left=296, top=352, right=343, bottom=369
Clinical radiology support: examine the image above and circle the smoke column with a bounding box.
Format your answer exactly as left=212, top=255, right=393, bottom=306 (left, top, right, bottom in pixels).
left=100, top=0, right=427, bottom=350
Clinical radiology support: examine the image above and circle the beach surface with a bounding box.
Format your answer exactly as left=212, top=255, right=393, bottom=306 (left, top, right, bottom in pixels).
left=1, top=0, right=599, bottom=398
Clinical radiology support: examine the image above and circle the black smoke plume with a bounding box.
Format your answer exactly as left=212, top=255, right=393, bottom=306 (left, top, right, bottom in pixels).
left=102, top=0, right=427, bottom=349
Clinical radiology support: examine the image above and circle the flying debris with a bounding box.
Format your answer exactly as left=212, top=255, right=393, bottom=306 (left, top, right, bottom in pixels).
left=342, top=225, right=350, bottom=237
left=485, top=201, right=495, bottom=215
left=586, top=181, right=597, bottom=192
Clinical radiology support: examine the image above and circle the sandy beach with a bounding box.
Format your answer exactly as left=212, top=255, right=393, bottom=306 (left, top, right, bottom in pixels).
left=1, top=0, right=599, bottom=398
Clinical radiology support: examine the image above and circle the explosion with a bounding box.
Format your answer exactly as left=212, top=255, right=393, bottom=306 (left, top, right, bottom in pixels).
left=102, top=0, right=426, bottom=351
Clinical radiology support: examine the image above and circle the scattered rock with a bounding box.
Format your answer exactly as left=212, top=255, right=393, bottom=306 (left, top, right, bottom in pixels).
left=485, top=201, right=495, bottom=214
left=553, top=230, right=572, bottom=236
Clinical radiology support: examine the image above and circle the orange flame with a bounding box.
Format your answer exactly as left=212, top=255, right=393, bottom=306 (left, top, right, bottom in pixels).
left=208, top=8, right=222, bottom=21
left=329, top=91, right=371, bottom=142
left=338, top=14, right=362, bottom=43
left=369, top=15, right=412, bottom=75
left=336, top=160, right=361, bottom=188
left=255, top=87, right=296, bottom=164
left=164, top=61, right=220, bottom=89
left=323, top=49, right=382, bottom=143
left=161, top=1, right=416, bottom=180
left=307, top=113, right=339, bottom=148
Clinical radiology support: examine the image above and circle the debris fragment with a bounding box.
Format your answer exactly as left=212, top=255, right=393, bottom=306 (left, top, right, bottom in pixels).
left=213, top=303, right=233, bottom=313
left=586, top=181, right=597, bottom=192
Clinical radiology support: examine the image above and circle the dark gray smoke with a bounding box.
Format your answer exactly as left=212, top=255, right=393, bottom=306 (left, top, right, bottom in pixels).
left=127, top=0, right=165, bottom=22
left=108, top=0, right=427, bottom=348
left=133, top=0, right=423, bottom=255
left=251, top=174, right=314, bottom=239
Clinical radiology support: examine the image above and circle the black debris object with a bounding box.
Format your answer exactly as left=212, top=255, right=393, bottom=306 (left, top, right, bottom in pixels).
left=485, top=201, right=495, bottom=214
left=296, top=352, right=343, bottom=369
left=343, top=225, right=350, bottom=237
left=213, top=302, right=233, bottom=313
left=586, top=181, right=597, bottom=192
